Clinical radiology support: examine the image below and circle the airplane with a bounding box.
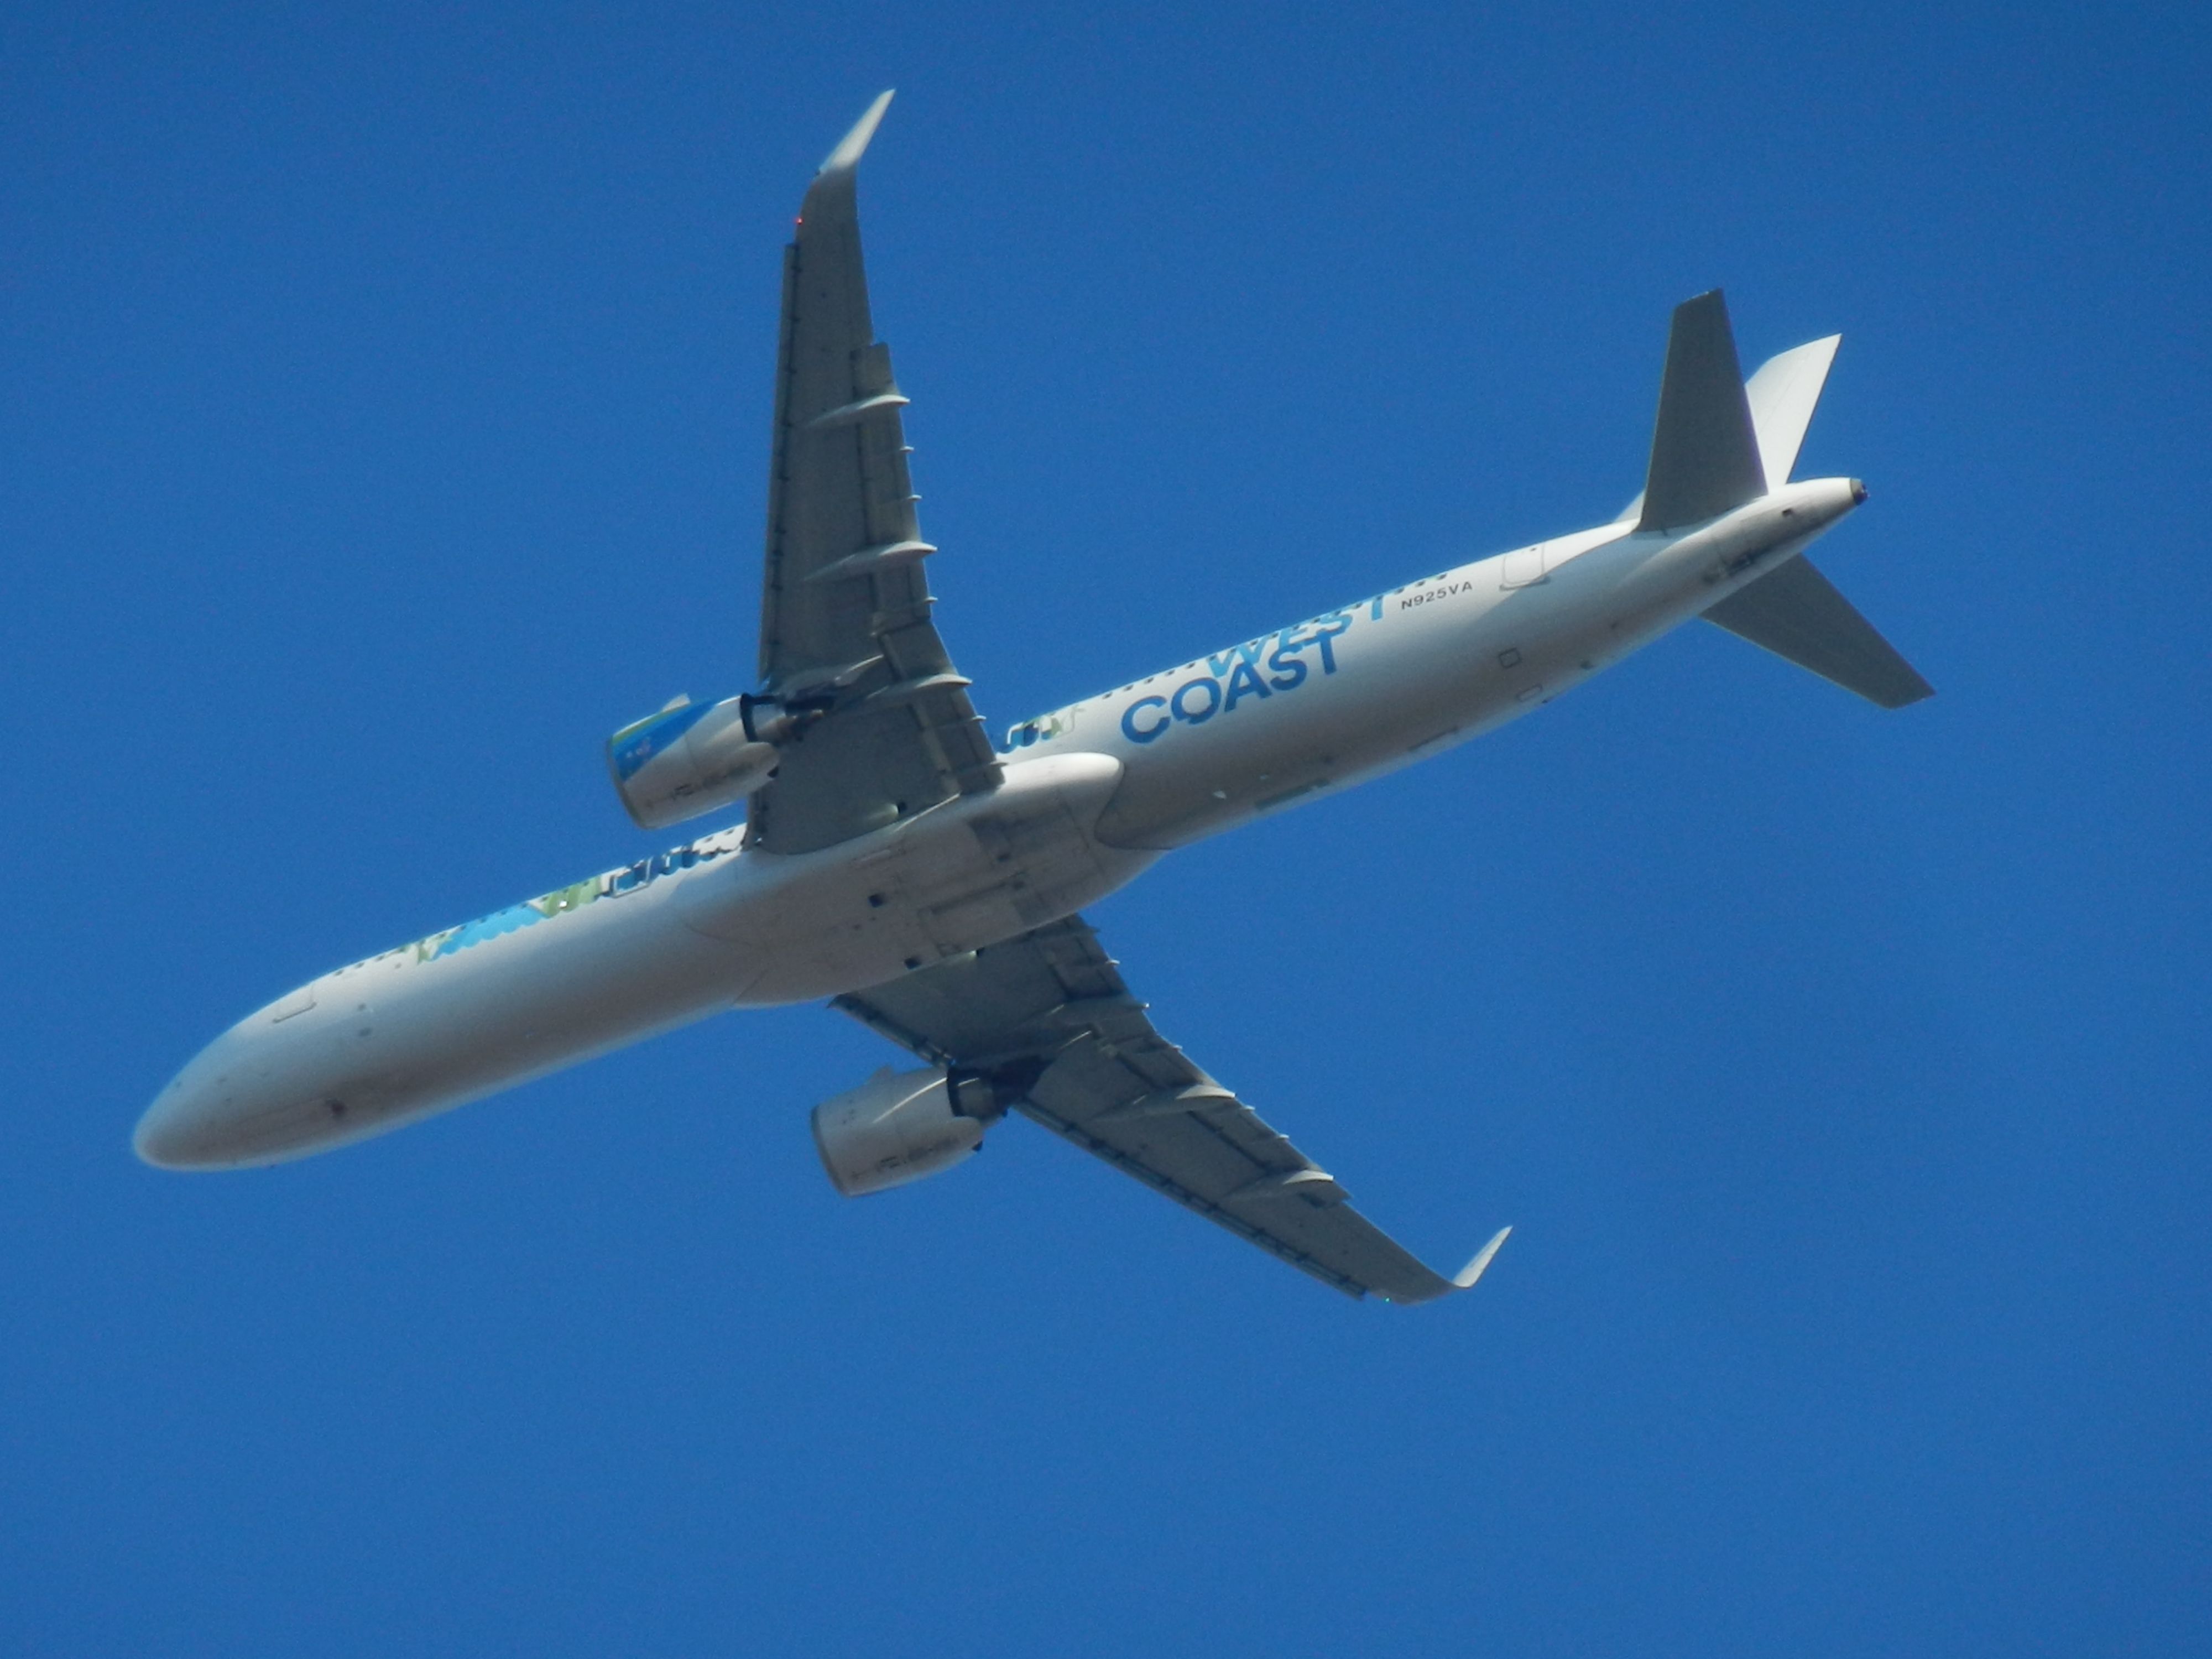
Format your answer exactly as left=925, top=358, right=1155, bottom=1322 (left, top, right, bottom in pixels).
left=134, top=91, right=1931, bottom=1303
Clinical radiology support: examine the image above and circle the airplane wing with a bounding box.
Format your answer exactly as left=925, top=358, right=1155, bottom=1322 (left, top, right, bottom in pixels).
left=749, top=92, right=1002, bottom=854
left=834, top=915, right=1510, bottom=1303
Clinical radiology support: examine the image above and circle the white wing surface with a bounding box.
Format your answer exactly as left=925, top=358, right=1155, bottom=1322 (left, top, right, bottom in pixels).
left=837, top=916, right=1509, bottom=1303
left=749, top=93, right=1001, bottom=853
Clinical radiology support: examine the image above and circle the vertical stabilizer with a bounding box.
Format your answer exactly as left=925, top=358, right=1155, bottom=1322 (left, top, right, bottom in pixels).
left=1744, top=334, right=1841, bottom=490
left=1637, top=291, right=1765, bottom=531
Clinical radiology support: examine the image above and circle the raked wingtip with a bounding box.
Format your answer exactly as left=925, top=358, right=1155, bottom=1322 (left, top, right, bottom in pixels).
left=818, top=89, right=895, bottom=178
left=1452, top=1225, right=1512, bottom=1290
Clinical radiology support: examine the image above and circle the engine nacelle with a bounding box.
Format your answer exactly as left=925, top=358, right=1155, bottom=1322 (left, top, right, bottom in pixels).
left=811, top=1066, right=998, bottom=1197
left=606, top=693, right=807, bottom=830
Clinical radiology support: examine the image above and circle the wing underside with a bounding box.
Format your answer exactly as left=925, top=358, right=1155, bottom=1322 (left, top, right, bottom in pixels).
left=749, top=93, right=1000, bottom=854
left=836, top=916, right=1507, bottom=1303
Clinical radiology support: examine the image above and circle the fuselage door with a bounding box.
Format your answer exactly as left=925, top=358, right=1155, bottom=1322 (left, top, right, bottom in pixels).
left=1500, top=541, right=1550, bottom=589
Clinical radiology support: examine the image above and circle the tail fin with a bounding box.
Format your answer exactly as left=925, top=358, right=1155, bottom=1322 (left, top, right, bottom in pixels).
left=1744, top=333, right=1841, bottom=489
left=1627, top=293, right=1934, bottom=705
left=1637, top=290, right=1765, bottom=531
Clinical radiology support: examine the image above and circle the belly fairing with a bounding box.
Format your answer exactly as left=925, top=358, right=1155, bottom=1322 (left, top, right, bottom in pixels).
left=677, top=750, right=1150, bottom=1000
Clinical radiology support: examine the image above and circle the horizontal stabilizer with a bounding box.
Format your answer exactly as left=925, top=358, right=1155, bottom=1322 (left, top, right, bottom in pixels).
left=1704, top=554, right=1934, bottom=708
left=1744, top=334, right=1841, bottom=490
left=1639, top=290, right=1766, bottom=531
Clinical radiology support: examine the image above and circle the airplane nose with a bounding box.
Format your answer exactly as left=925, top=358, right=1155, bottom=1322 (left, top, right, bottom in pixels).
left=133, top=1024, right=343, bottom=1171
left=134, top=1075, right=238, bottom=1170
left=133, top=1105, right=197, bottom=1168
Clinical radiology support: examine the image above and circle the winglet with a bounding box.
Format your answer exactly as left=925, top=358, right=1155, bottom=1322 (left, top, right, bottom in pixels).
left=818, top=90, right=895, bottom=179
left=1375, top=1223, right=1512, bottom=1305
left=1452, top=1225, right=1512, bottom=1290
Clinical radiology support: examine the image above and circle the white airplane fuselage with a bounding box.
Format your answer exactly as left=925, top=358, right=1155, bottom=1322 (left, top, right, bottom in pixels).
left=137, top=477, right=1863, bottom=1169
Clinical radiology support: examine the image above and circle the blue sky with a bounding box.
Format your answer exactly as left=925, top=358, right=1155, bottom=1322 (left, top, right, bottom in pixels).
left=2, top=3, right=2206, bottom=1653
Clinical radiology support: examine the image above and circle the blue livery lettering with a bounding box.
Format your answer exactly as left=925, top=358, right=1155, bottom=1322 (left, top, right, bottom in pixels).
left=1121, top=696, right=1170, bottom=743
left=1223, top=659, right=1271, bottom=710
left=1020, top=592, right=1396, bottom=755
left=1171, top=678, right=1222, bottom=723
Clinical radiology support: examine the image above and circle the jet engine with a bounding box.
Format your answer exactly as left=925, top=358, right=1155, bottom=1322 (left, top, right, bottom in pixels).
left=811, top=1066, right=1001, bottom=1197
left=606, top=693, right=811, bottom=830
